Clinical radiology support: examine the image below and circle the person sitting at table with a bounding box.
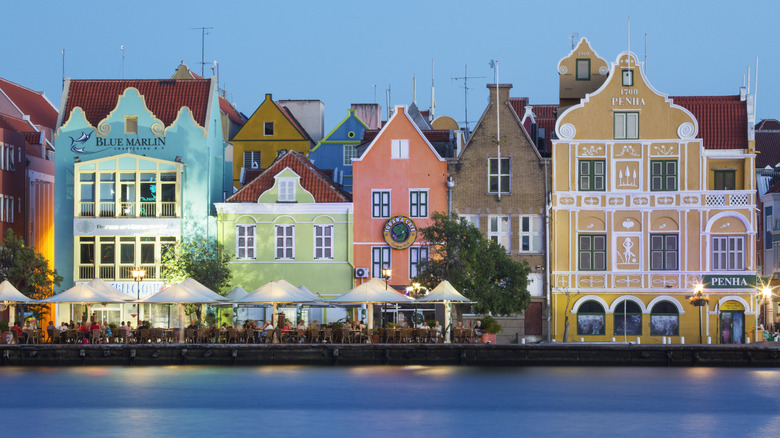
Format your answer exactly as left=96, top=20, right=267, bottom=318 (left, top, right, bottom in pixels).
left=10, top=321, right=23, bottom=344
left=259, top=320, right=272, bottom=342
left=344, top=321, right=352, bottom=330
left=187, top=321, right=199, bottom=330
left=473, top=320, right=483, bottom=340
left=78, top=322, right=89, bottom=340
left=309, top=320, right=320, bottom=330
left=60, top=321, right=69, bottom=332
left=296, top=320, right=306, bottom=331
left=283, top=320, right=291, bottom=331
left=68, top=320, right=75, bottom=329
left=456, top=321, right=464, bottom=330
left=219, top=322, right=228, bottom=332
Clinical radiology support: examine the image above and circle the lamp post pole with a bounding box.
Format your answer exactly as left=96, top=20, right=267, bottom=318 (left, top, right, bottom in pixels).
left=381, top=269, right=391, bottom=329
left=131, top=267, right=146, bottom=328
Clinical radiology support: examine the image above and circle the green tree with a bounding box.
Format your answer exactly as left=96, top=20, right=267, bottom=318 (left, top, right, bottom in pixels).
left=414, top=212, right=531, bottom=315
left=161, top=237, right=233, bottom=294
left=0, top=229, right=62, bottom=320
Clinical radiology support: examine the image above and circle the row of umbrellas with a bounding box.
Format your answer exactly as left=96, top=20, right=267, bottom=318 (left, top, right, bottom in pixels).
left=1, top=277, right=471, bottom=342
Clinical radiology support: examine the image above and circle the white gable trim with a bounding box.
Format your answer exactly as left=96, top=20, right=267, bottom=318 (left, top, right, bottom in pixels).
left=352, top=105, right=445, bottom=162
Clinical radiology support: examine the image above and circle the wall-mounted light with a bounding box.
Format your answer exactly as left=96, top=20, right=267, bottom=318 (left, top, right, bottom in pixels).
left=73, top=157, right=81, bottom=163
left=175, top=156, right=183, bottom=163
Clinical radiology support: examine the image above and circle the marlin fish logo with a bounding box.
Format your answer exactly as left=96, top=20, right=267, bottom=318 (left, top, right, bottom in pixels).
left=70, top=130, right=93, bottom=153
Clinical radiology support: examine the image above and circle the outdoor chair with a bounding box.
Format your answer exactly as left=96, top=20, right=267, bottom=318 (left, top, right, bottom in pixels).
left=151, top=328, right=164, bottom=343
left=139, top=329, right=150, bottom=344
left=184, top=329, right=195, bottom=343
left=340, top=328, right=350, bottom=344
left=227, top=328, right=238, bottom=344
left=453, top=328, right=463, bottom=343
left=323, top=328, right=333, bottom=343
left=47, top=327, right=56, bottom=343
left=90, top=329, right=101, bottom=344
left=196, top=328, right=207, bottom=343
left=464, top=329, right=474, bottom=343
left=272, top=327, right=283, bottom=344
left=117, top=329, right=128, bottom=344
left=245, top=328, right=256, bottom=344
left=296, top=328, right=306, bottom=343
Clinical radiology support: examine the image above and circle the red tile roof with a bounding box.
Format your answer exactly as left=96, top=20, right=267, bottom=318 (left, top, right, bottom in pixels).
left=220, top=98, right=245, bottom=125
left=1, top=114, right=36, bottom=134
left=0, top=77, right=58, bottom=129
left=756, top=119, right=780, bottom=131
left=766, top=179, right=780, bottom=195
left=228, top=151, right=351, bottom=203
left=510, top=98, right=558, bottom=151
left=64, top=79, right=211, bottom=128
left=23, top=132, right=42, bottom=145
left=671, top=95, right=747, bottom=150
left=0, top=115, right=17, bottom=131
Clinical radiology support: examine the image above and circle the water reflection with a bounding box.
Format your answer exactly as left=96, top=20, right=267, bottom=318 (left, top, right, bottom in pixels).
left=2, top=366, right=780, bottom=434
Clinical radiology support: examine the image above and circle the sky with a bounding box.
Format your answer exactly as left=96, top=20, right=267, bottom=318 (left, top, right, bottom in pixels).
left=3, top=0, right=778, bottom=131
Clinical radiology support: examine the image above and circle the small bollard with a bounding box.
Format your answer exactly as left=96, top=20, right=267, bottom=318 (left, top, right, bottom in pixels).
left=551, top=339, right=556, bottom=342
left=707, top=337, right=712, bottom=344
left=580, top=337, right=584, bottom=342
left=636, top=337, right=640, bottom=344
left=521, top=338, right=526, bottom=344
left=612, top=337, right=616, bottom=342
left=746, top=337, right=751, bottom=343
left=680, top=337, right=685, bottom=344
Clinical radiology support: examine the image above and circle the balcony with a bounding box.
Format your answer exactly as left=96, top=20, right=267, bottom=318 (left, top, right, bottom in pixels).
left=77, top=264, right=159, bottom=281
left=78, top=201, right=178, bottom=218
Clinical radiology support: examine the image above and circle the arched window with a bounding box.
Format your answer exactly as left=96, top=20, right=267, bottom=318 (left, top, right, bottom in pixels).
left=577, top=300, right=605, bottom=335
left=614, top=300, right=642, bottom=336
left=650, top=301, right=679, bottom=336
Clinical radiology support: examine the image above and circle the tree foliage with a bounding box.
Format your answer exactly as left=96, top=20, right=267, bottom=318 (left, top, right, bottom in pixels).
left=161, top=237, right=233, bottom=294
left=0, top=229, right=62, bottom=319
left=414, top=212, right=531, bottom=315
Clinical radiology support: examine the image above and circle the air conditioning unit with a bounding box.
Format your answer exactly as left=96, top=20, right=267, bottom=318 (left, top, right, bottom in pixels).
left=355, top=267, right=369, bottom=278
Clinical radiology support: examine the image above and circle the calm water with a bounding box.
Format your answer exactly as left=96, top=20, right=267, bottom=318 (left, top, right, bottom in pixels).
left=1, top=366, right=780, bottom=436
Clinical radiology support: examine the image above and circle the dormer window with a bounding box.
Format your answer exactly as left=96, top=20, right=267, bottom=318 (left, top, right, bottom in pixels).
left=125, top=116, right=138, bottom=134
left=391, top=139, right=409, bottom=159
left=622, top=69, right=634, bottom=87
left=264, top=121, right=274, bottom=136
left=278, top=178, right=296, bottom=202
left=576, top=59, right=590, bottom=80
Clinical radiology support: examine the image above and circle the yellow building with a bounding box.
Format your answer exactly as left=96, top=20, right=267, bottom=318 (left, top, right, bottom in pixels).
left=231, top=93, right=313, bottom=188
left=551, top=45, right=757, bottom=344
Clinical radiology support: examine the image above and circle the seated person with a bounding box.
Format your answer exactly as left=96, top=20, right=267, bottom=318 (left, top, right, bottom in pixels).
left=188, top=321, right=199, bottom=330
left=473, top=321, right=483, bottom=338
left=296, top=320, right=306, bottom=331
left=10, top=321, right=23, bottom=343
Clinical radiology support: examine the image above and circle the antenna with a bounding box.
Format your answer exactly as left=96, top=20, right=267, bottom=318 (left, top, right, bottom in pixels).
left=569, top=33, right=579, bottom=50
left=644, top=33, right=647, bottom=74
left=413, top=74, right=416, bottom=105
left=120, top=45, right=125, bottom=79
left=627, top=16, right=631, bottom=58
left=192, top=26, right=214, bottom=76
left=430, top=59, right=435, bottom=121
left=386, top=85, right=391, bottom=120
left=370, top=84, right=377, bottom=103
left=451, top=64, right=485, bottom=133
left=490, top=59, right=501, bottom=200
left=61, top=49, right=65, bottom=90
left=754, top=57, right=759, bottom=120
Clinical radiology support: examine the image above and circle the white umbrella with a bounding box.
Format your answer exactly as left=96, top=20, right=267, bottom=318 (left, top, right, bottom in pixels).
left=330, top=279, right=414, bottom=331
left=179, top=278, right=230, bottom=302
left=234, top=281, right=313, bottom=319
left=225, top=286, right=249, bottom=301
left=0, top=280, right=33, bottom=326
left=42, top=284, right=126, bottom=304
left=415, top=280, right=473, bottom=343
left=87, top=278, right=134, bottom=301
left=143, top=282, right=227, bottom=343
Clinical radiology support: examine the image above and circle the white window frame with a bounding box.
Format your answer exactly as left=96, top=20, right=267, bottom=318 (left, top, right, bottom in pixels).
left=409, top=246, right=429, bottom=279
left=614, top=112, right=639, bottom=140
left=488, top=157, right=511, bottom=194
left=124, top=115, right=138, bottom=135
left=314, top=224, right=334, bottom=260
left=391, top=139, right=409, bottom=159
left=275, top=224, right=295, bottom=260
left=409, top=190, right=428, bottom=218
left=278, top=178, right=296, bottom=202
left=236, top=224, right=256, bottom=260
left=264, top=121, right=274, bottom=136
left=372, top=190, right=391, bottom=218
left=519, top=215, right=542, bottom=253
left=488, top=215, right=511, bottom=253
left=371, top=246, right=391, bottom=278
left=774, top=242, right=780, bottom=271
left=343, top=145, right=358, bottom=166
left=459, top=214, right=479, bottom=229
left=712, top=235, right=745, bottom=271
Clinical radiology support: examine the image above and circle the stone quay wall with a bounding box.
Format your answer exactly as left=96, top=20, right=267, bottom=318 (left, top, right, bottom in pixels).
left=3, top=343, right=780, bottom=367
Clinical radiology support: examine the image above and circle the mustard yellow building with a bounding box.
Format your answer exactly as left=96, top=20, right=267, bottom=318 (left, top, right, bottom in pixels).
left=231, top=94, right=313, bottom=188
left=551, top=44, right=757, bottom=344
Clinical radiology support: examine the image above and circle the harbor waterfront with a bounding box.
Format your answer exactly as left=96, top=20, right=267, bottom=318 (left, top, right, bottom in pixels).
left=1, top=365, right=780, bottom=435
left=4, top=343, right=780, bottom=367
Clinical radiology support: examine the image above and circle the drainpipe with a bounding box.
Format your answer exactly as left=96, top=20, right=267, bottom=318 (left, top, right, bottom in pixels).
left=446, top=176, right=454, bottom=216
left=544, top=159, right=552, bottom=342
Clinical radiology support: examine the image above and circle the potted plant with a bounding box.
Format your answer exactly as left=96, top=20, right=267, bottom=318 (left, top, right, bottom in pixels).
left=372, top=327, right=380, bottom=344
left=481, top=316, right=502, bottom=344
left=0, top=320, right=8, bottom=344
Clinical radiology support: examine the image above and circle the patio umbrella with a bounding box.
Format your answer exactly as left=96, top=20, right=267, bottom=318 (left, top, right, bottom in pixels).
left=224, top=287, right=249, bottom=325
left=415, top=280, right=473, bottom=343
left=233, top=281, right=313, bottom=320
left=42, top=284, right=126, bottom=304
left=143, top=282, right=228, bottom=343
left=0, top=280, right=33, bottom=325
left=87, top=278, right=134, bottom=301
left=179, top=278, right=230, bottom=302
left=329, top=279, right=414, bottom=331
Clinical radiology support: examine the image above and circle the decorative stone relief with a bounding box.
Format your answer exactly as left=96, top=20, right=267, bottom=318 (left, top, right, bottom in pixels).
left=558, top=65, right=568, bottom=75
left=559, top=123, right=576, bottom=140
left=677, top=122, right=695, bottom=139
left=599, top=66, right=609, bottom=75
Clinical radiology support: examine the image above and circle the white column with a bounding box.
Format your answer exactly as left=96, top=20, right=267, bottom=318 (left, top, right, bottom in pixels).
left=444, top=301, right=452, bottom=343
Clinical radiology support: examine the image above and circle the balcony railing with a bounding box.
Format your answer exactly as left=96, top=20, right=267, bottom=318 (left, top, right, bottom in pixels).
left=77, top=264, right=159, bottom=281
left=77, top=201, right=179, bottom=218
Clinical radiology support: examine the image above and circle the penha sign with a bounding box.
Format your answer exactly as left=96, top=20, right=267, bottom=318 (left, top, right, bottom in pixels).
left=703, top=275, right=758, bottom=289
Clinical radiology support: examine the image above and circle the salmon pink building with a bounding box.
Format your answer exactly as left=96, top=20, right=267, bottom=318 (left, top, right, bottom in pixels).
left=352, top=105, right=448, bottom=293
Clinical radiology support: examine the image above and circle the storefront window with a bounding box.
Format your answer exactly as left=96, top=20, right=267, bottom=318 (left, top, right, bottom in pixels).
left=613, top=300, right=642, bottom=336
left=577, top=300, right=605, bottom=335
left=650, top=301, right=679, bottom=336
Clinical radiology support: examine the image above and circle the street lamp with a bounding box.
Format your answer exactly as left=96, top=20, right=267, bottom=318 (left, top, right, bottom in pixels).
left=382, top=269, right=392, bottom=290
left=405, top=282, right=428, bottom=328
left=688, top=282, right=709, bottom=344
left=131, top=266, right=146, bottom=327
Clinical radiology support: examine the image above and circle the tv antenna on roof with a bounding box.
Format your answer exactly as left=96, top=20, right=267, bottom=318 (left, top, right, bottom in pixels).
left=451, top=64, right=484, bottom=133
left=192, top=26, right=214, bottom=76
left=569, top=33, right=579, bottom=50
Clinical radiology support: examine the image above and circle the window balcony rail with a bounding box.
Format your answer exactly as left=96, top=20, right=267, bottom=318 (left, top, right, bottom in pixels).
left=77, top=201, right=179, bottom=218
left=77, top=264, right=159, bottom=281
left=554, top=190, right=754, bottom=209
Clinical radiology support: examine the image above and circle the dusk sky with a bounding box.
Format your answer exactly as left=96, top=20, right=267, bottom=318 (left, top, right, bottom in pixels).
left=4, top=0, right=777, bottom=130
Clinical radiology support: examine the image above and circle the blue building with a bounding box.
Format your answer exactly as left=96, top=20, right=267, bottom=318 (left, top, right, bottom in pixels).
left=54, top=78, right=228, bottom=316
left=309, top=109, right=368, bottom=192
